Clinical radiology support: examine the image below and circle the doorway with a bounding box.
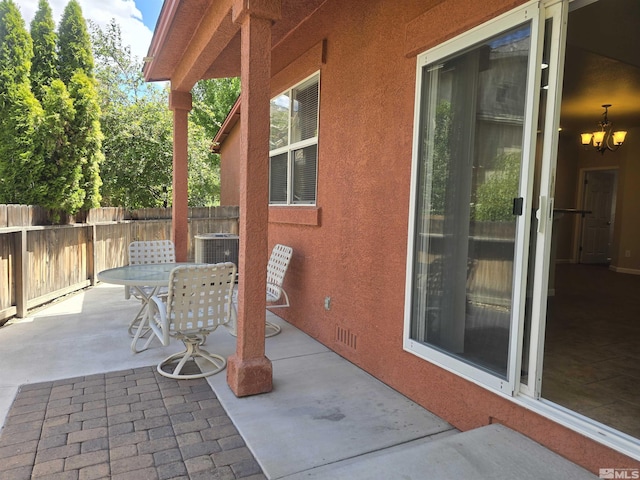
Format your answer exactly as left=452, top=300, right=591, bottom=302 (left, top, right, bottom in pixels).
left=405, top=0, right=640, bottom=448
left=579, top=169, right=617, bottom=264
left=538, top=0, right=640, bottom=440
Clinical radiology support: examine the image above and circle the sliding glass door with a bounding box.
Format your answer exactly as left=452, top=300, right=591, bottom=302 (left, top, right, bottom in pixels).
left=405, top=4, right=546, bottom=394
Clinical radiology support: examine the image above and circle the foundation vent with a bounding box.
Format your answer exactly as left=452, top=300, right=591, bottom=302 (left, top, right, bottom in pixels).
left=335, top=325, right=357, bottom=350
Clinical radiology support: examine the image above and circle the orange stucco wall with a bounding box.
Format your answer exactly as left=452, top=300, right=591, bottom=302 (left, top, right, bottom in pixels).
left=220, top=125, right=241, bottom=206
left=219, top=0, right=639, bottom=471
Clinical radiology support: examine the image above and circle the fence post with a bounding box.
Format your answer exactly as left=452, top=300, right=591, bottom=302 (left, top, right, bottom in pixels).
left=87, top=224, right=97, bottom=286
left=14, top=229, right=27, bottom=318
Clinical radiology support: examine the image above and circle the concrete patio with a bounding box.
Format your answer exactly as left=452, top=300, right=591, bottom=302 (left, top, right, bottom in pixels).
left=0, top=283, right=598, bottom=479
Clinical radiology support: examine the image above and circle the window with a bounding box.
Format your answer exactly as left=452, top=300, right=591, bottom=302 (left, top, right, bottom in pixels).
left=405, top=6, right=538, bottom=393
left=269, top=73, right=319, bottom=205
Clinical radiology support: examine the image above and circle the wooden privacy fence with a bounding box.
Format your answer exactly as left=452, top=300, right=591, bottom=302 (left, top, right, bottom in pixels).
left=0, top=206, right=239, bottom=323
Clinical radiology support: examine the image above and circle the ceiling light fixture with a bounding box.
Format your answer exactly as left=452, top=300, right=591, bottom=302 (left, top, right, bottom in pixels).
left=580, top=104, right=627, bottom=154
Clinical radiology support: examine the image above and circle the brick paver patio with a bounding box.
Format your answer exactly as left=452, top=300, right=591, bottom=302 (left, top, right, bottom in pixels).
left=0, top=366, right=265, bottom=480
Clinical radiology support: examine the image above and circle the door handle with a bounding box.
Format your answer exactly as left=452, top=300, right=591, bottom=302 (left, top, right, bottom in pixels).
left=513, top=197, right=524, bottom=216
left=537, top=196, right=547, bottom=233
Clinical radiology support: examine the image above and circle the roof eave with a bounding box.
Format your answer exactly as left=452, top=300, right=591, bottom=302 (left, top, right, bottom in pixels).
left=142, top=0, right=181, bottom=82
left=212, top=95, right=242, bottom=153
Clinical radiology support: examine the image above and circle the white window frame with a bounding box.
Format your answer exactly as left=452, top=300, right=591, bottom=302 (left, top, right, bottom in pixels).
left=269, top=72, right=320, bottom=206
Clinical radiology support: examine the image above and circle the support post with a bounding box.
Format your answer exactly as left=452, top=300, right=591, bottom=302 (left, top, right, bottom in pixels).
left=15, top=229, right=27, bottom=318
left=169, top=90, right=192, bottom=262
left=226, top=0, right=281, bottom=397
left=87, top=224, right=97, bottom=286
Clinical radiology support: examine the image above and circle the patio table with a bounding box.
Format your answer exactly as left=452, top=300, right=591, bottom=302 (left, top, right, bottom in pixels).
left=98, top=263, right=199, bottom=353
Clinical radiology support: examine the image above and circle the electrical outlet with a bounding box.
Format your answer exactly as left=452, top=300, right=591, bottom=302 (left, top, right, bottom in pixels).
left=324, top=296, right=331, bottom=310
left=625, top=250, right=631, bottom=258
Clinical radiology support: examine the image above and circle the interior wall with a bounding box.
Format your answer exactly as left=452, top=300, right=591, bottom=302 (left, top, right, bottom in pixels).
left=553, top=125, right=640, bottom=272
left=554, top=133, right=580, bottom=261
left=568, top=126, right=640, bottom=271
left=612, top=126, right=640, bottom=272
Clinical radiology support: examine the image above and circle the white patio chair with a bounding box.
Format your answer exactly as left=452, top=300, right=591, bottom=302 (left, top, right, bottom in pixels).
left=126, top=240, right=175, bottom=336
left=227, top=244, right=293, bottom=337
left=129, top=239, right=176, bottom=266
left=149, top=263, right=237, bottom=379
left=266, top=244, right=293, bottom=307
left=264, top=244, right=293, bottom=336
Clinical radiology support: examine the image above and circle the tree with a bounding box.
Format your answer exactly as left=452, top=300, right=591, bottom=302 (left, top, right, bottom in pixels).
left=90, top=18, right=147, bottom=104
left=188, top=122, right=220, bottom=207
left=191, top=78, right=240, bottom=139
left=67, top=71, right=103, bottom=209
left=31, top=0, right=86, bottom=220
left=190, top=77, right=240, bottom=205
left=473, top=152, right=520, bottom=222
left=30, top=0, right=57, bottom=101
left=99, top=95, right=173, bottom=208
left=57, top=0, right=93, bottom=84
left=92, top=20, right=229, bottom=208
left=0, top=0, right=31, bottom=86
left=57, top=0, right=102, bottom=209
left=38, top=79, right=84, bottom=218
left=188, top=79, right=241, bottom=206
left=0, top=0, right=44, bottom=204
left=91, top=20, right=172, bottom=208
left=422, top=100, right=451, bottom=216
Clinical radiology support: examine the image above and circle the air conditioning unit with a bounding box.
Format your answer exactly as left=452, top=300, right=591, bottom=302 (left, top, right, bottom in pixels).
left=194, top=233, right=239, bottom=266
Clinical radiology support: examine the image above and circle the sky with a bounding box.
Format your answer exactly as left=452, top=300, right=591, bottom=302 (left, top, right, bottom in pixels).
left=13, top=0, right=164, bottom=62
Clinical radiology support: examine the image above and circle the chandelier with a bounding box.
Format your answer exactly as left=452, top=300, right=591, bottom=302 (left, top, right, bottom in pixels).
left=580, top=104, right=627, bottom=154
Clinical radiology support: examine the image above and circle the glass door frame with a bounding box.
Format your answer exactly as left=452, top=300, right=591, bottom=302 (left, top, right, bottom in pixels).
left=404, top=1, right=545, bottom=396
left=405, top=0, right=640, bottom=459
left=519, top=0, right=567, bottom=400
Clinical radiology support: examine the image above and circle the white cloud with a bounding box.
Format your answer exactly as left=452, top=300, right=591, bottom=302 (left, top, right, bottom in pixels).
left=13, top=0, right=153, bottom=62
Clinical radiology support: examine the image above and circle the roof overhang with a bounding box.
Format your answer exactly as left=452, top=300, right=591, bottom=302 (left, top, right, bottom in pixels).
left=143, top=0, right=327, bottom=91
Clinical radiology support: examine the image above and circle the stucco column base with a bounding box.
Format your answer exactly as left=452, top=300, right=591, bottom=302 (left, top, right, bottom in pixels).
left=227, top=354, right=273, bottom=397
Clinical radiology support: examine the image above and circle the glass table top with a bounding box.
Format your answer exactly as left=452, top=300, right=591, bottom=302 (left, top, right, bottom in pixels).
left=98, top=263, right=199, bottom=286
